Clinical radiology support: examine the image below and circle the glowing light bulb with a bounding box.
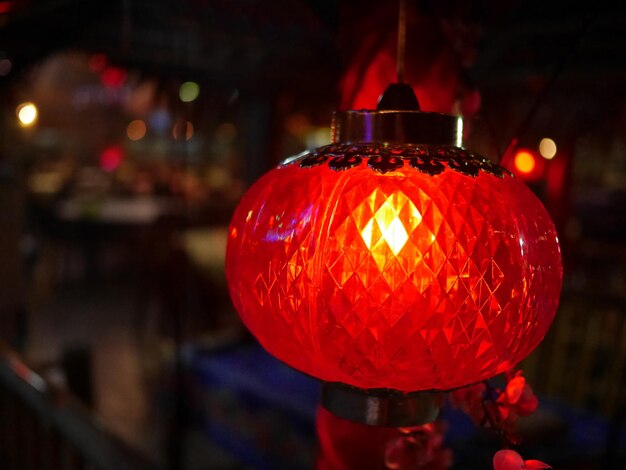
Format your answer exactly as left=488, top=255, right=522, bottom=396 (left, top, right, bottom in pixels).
left=17, top=102, right=38, bottom=127
left=539, top=138, right=557, bottom=160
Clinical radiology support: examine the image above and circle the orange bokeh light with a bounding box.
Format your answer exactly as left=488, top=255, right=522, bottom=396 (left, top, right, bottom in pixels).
left=514, top=151, right=536, bottom=174
left=127, top=120, right=146, bottom=141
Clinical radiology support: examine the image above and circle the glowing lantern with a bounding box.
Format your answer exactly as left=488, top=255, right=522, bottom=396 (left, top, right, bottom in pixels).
left=226, top=85, right=562, bottom=425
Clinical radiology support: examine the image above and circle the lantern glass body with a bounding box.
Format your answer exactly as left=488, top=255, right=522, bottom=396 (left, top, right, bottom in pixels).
left=226, top=143, right=562, bottom=392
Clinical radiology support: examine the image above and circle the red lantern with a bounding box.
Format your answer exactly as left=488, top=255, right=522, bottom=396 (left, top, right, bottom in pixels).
left=226, top=86, right=562, bottom=425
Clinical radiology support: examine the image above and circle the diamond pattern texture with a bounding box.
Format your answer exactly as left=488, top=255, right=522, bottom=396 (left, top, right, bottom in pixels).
left=226, top=155, right=562, bottom=391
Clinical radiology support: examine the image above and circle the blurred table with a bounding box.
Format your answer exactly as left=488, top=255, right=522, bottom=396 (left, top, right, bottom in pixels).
left=46, top=197, right=178, bottom=283
left=56, top=196, right=174, bottom=225
left=179, top=227, right=228, bottom=285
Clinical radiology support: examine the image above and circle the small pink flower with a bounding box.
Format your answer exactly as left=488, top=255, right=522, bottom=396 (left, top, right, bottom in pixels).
left=516, top=384, right=539, bottom=417
left=493, top=450, right=551, bottom=470
left=450, top=370, right=539, bottom=438
left=495, top=372, right=539, bottom=428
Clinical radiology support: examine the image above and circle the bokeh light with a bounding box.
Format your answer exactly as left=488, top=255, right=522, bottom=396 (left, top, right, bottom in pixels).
left=101, top=66, right=127, bottom=88
left=148, top=109, right=172, bottom=134
left=100, top=145, right=124, bottom=172
left=172, top=121, right=194, bottom=141
left=16, top=102, right=38, bottom=127
left=305, top=127, right=331, bottom=149
left=0, top=2, right=14, bottom=14
left=127, top=120, right=147, bottom=141
left=179, top=81, right=200, bottom=102
left=514, top=150, right=536, bottom=174
left=539, top=137, right=557, bottom=160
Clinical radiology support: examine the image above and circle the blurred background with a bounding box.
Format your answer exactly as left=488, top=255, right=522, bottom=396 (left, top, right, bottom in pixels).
left=0, top=0, right=624, bottom=469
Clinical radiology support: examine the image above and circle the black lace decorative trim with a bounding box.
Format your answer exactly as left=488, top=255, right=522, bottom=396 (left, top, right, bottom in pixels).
left=288, top=143, right=510, bottom=178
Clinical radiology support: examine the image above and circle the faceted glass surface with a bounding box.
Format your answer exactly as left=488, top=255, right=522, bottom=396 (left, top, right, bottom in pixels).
left=226, top=154, right=562, bottom=391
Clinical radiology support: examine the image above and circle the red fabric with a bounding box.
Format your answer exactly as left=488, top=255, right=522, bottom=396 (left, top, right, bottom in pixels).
left=340, top=46, right=462, bottom=113
left=337, top=3, right=480, bottom=114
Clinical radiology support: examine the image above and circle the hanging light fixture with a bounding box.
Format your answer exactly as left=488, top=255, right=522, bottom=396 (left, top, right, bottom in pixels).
left=225, top=2, right=562, bottom=427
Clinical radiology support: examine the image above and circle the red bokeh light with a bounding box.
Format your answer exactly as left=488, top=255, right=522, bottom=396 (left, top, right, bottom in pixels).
left=100, top=145, right=124, bottom=172
left=100, top=66, right=127, bottom=88
left=0, top=2, right=14, bottom=15
left=226, top=149, right=562, bottom=391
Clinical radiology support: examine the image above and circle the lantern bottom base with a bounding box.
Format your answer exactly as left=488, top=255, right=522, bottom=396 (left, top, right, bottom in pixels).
left=321, top=382, right=442, bottom=427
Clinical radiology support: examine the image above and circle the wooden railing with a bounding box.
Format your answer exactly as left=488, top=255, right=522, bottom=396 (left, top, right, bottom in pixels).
left=0, top=352, right=157, bottom=470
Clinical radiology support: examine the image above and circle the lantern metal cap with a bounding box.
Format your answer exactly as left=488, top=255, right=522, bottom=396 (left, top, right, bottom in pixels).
left=331, top=109, right=463, bottom=147
left=332, top=81, right=462, bottom=147
left=322, top=382, right=442, bottom=427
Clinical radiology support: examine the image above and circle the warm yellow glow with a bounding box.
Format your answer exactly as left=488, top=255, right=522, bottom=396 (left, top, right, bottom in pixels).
left=359, top=191, right=421, bottom=257
left=127, top=119, right=147, bottom=141
left=27, top=172, right=64, bottom=194
left=539, top=137, right=557, bottom=160
left=514, top=151, right=536, bottom=174
left=17, top=102, right=38, bottom=127
left=381, top=217, right=409, bottom=255
left=304, top=127, right=331, bottom=149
